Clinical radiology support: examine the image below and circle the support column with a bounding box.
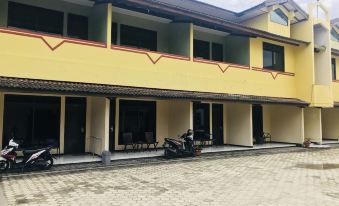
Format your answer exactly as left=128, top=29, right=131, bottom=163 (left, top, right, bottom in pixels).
left=189, top=23, right=194, bottom=60
left=0, top=0, right=8, bottom=27
left=103, top=98, right=110, bottom=151
left=304, top=107, right=322, bottom=143
left=89, top=3, right=112, bottom=45
left=114, top=98, right=120, bottom=150
left=59, top=96, right=65, bottom=154
left=226, top=103, right=253, bottom=147
left=85, top=97, right=92, bottom=152
left=0, top=93, right=4, bottom=149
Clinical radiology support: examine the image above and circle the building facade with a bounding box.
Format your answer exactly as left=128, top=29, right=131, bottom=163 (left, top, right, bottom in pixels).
left=0, top=0, right=337, bottom=155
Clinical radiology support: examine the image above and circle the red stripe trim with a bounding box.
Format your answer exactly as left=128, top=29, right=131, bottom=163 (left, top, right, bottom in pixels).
left=0, top=27, right=107, bottom=51
left=251, top=67, right=295, bottom=80
left=193, top=58, right=250, bottom=73
left=111, top=45, right=190, bottom=64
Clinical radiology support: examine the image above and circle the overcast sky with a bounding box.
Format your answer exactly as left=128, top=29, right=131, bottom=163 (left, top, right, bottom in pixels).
left=198, top=0, right=339, bottom=19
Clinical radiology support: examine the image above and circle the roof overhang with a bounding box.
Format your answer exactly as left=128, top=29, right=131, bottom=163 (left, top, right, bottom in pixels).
left=96, top=0, right=309, bottom=46
left=332, top=48, right=339, bottom=56
left=0, top=76, right=309, bottom=107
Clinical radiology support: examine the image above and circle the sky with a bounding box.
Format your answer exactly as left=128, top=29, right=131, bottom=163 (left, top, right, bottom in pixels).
left=198, top=0, right=339, bottom=19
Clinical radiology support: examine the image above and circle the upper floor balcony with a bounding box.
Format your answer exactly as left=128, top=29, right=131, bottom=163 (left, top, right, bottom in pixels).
left=0, top=0, right=311, bottom=102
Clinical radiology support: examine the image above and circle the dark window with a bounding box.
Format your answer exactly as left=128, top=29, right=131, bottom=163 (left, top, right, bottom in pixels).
left=119, top=100, right=156, bottom=144
left=120, top=25, right=157, bottom=51
left=111, top=22, right=118, bottom=45
left=331, top=28, right=339, bottom=42
left=194, top=39, right=210, bottom=60
left=67, top=13, right=88, bottom=40
left=263, top=42, right=285, bottom=71
left=193, top=103, right=210, bottom=141
left=270, top=9, right=288, bottom=26
left=332, top=58, right=337, bottom=80
left=2, top=95, right=61, bottom=149
left=8, top=2, right=64, bottom=35
left=212, top=43, right=223, bottom=62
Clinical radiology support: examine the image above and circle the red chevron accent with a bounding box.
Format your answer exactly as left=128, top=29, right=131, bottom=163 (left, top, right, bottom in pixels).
left=0, top=27, right=106, bottom=51
left=251, top=67, right=295, bottom=80
left=193, top=58, right=250, bottom=73
left=111, top=45, right=190, bottom=64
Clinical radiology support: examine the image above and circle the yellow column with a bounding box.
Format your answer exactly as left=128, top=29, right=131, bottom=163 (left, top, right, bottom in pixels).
left=59, top=96, right=65, bottom=154
left=85, top=97, right=92, bottom=152
left=189, top=23, right=194, bottom=60
left=106, top=3, right=112, bottom=48
left=0, top=93, right=4, bottom=149
left=114, top=98, right=120, bottom=150
left=103, top=98, right=110, bottom=151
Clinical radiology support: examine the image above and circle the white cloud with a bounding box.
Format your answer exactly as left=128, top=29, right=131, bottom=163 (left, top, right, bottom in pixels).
left=197, top=0, right=339, bottom=19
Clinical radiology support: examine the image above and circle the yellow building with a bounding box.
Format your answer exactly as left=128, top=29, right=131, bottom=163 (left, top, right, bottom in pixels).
left=0, top=0, right=337, bottom=157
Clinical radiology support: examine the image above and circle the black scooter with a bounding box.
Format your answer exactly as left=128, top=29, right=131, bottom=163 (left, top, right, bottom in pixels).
left=164, top=129, right=196, bottom=158
left=0, top=139, right=54, bottom=172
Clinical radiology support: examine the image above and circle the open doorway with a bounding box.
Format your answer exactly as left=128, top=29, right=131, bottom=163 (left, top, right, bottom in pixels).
left=252, top=105, right=264, bottom=144
left=212, top=104, right=224, bottom=145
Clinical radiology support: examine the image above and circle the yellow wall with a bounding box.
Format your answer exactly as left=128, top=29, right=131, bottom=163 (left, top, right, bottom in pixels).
left=226, top=103, right=253, bottom=147
left=322, top=108, right=339, bottom=140
left=269, top=105, right=304, bottom=144
left=244, top=13, right=268, bottom=31
left=263, top=105, right=271, bottom=134
left=304, top=107, right=322, bottom=143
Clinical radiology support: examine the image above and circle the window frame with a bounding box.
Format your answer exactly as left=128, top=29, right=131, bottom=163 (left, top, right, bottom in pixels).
left=263, top=42, right=285, bottom=72
left=193, top=39, right=210, bottom=60
left=332, top=58, right=337, bottom=81
left=270, top=8, right=289, bottom=26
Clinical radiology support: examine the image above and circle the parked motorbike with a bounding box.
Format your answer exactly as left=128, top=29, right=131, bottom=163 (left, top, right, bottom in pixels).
left=0, top=139, right=54, bottom=172
left=164, top=129, right=196, bottom=158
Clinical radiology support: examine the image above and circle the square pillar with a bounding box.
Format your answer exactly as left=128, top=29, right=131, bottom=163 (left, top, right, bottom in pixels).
left=89, top=3, right=112, bottom=46
left=304, top=107, right=322, bottom=143
left=59, top=96, right=65, bottom=154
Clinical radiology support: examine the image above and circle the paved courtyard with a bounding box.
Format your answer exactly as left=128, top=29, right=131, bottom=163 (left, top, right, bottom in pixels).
left=2, top=147, right=339, bottom=206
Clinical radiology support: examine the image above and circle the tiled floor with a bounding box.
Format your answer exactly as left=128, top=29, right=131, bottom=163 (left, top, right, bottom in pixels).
left=322, top=139, right=339, bottom=145
left=54, top=143, right=295, bottom=165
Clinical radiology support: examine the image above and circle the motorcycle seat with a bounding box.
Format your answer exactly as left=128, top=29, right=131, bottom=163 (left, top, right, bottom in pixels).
left=23, top=149, right=43, bottom=156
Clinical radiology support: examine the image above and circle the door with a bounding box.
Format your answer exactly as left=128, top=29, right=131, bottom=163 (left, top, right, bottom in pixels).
left=193, top=103, right=210, bottom=140
left=64, top=97, right=86, bottom=154
left=252, top=105, right=264, bottom=143
left=212, top=104, right=224, bottom=145
left=109, top=99, right=116, bottom=151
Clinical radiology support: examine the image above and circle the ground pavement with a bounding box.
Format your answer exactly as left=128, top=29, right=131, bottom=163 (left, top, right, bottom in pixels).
left=1, top=147, right=339, bottom=206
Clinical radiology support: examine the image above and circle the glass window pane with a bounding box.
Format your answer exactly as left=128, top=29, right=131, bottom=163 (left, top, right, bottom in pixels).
left=194, top=39, right=210, bottom=60
left=120, top=25, right=157, bottom=51
left=263, top=42, right=285, bottom=72
left=270, top=9, right=288, bottom=26
left=333, top=58, right=337, bottom=80
left=212, top=43, right=223, bottom=62
left=111, top=22, right=118, bottom=45
left=67, top=13, right=88, bottom=40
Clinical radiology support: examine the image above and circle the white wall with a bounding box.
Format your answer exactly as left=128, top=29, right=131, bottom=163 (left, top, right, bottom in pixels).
left=304, top=107, right=322, bottom=143
left=226, top=103, right=253, bottom=147
left=269, top=105, right=304, bottom=144
left=322, top=108, right=339, bottom=140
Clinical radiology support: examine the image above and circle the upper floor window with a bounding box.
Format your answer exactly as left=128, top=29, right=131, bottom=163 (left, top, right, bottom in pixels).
left=270, top=9, right=288, bottom=26
left=8, top=2, right=64, bottom=35
left=67, top=14, right=88, bottom=40
left=332, top=58, right=337, bottom=80
left=331, top=28, right=339, bottom=42
left=194, top=39, right=210, bottom=60
left=194, top=40, right=224, bottom=62
left=263, top=42, right=285, bottom=72
left=111, top=22, right=118, bottom=45
left=120, top=25, right=157, bottom=51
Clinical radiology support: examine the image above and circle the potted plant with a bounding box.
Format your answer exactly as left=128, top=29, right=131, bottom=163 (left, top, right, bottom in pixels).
left=195, top=144, right=203, bottom=156
left=303, top=138, right=312, bottom=148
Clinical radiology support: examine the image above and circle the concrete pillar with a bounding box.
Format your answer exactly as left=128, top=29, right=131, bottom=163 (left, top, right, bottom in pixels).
left=114, top=98, right=120, bottom=151
left=322, top=108, right=339, bottom=140
left=0, top=93, right=4, bottom=149
left=189, top=23, right=194, bottom=60
left=59, top=96, right=65, bottom=154
left=304, top=107, right=322, bottom=143
left=89, top=3, right=112, bottom=45
left=85, top=97, right=92, bottom=152
left=226, top=103, right=253, bottom=147
left=168, top=23, right=192, bottom=57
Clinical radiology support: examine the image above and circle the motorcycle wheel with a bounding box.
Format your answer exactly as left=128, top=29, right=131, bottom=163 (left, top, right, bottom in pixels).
left=0, top=160, right=9, bottom=172
left=44, top=156, right=54, bottom=170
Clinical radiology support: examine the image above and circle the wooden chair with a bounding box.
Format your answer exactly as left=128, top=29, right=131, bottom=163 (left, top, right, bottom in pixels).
left=145, top=132, right=159, bottom=151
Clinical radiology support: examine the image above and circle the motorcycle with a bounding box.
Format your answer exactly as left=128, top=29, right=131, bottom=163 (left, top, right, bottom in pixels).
left=164, top=129, right=196, bottom=158
left=0, top=138, right=54, bottom=172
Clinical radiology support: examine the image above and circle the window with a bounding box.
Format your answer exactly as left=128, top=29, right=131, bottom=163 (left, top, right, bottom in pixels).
left=332, top=58, right=337, bottom=80
left=120, top=25, right=157, bottom=51
left=3, top=95, right=61, bottom=149
left=119, top=100, right=156, bottom=144
left=212, top=43, right=223, bottom=62
left=194, top=39, right=210, bottom=60
left=270, top=9, right=288, bottom=26
left=8, top=2, right=64, bottom=35
left=331, top=28, right=339, bottom=42
left=193, top=103, right=210, bottom=140
left=111, top=22, right=118, bottom=45
left=263, top=42, right=285, bottom=71
left=67, top=13, right=88, bottom=40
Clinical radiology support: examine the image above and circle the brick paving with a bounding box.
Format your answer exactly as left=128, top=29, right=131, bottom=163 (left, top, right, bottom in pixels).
left=1, top=147, right=339, bottom=206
